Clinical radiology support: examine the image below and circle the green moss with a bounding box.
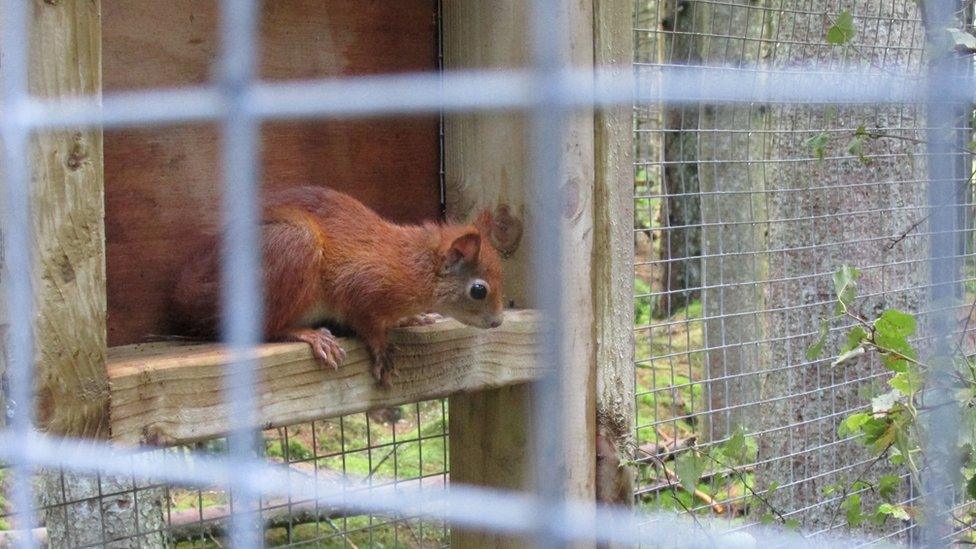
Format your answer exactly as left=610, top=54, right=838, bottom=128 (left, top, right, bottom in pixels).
left=266, top=438, right=314, bottom=461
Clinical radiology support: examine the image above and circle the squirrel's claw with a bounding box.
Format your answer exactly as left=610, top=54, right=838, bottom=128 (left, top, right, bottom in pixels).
left=287, top=328, right=345, bottom=371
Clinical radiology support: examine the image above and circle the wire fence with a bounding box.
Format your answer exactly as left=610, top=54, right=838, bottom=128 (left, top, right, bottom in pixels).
left=0, top=0, right=974, bottom=547
left=633, top=0, right=975, bottom=545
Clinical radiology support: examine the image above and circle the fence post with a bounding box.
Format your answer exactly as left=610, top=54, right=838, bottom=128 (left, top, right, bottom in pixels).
left=20, top=1, right=165, bottom=546
left=443, top=0, right=599, bottom=546
left=593, top=0, right=636, bottom=507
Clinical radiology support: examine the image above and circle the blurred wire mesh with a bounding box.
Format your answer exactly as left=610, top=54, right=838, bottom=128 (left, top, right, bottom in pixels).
left=1, top=401, right=449, bottom=547
left=0, top=0, right=973, bottom=547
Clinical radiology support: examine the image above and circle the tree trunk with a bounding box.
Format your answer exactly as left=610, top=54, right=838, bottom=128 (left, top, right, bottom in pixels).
left=40, top=473, right=167, bottom=548
left=695, top=0, right=771, bottom=442
left=655, top=0, right=703, bottom=319
left=754, top=0, right=927, bottom=530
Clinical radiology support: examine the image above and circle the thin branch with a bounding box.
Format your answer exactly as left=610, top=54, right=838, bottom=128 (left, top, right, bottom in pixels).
left=698, top=451, right=790, bottom=526
left=645, top=454, right=714, bottom=543
left=824, top=442, right=895, bottom=531
left=886, top=214, right=930, bottom=250
left=658, top=463, right=727, bottom=514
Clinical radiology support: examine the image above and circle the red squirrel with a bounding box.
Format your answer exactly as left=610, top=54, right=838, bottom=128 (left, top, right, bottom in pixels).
left=172, top=185, right=504, bottom=385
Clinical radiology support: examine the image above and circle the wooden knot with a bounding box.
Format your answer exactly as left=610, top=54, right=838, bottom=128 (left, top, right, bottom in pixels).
left=66, top=133, right=88, bottom=171
left=489, top=204, right=523, bottom=258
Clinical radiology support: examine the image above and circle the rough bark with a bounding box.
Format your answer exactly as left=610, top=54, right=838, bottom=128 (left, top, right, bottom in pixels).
left=696, top=0, right=771, bottom=442
left=593, top=0, right=637, bottom=509
left=754, top=0, right=927, bottom=530
left=40, top=473, right=167, bottom=548
left=655, top=0, right=703, bottom=318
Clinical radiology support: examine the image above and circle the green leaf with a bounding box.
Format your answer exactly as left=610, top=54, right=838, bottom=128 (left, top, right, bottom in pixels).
left=843, top=494, right=864, bottom=526
left=839, top=412, right=870, bottom=437
left=889, top=369, right=922, bottom=394
left=827, top=11, right=857, bottom=45
left=760, top=512, right=775, bottom=525
left=841, top=326, right=869, bottom=353
left=878, top=475, right=900, bottom=502
left=722, top=427, right=748, bottom=463
left=877, top=503, right=910, bottom=521
left=877, top=309, right=917, bottom=338
left=860, top=415, right=894, bottom=447
left=847, top=135, right=871, bottom=164
left=805, top=132, right=830, bottom=160
left=807, top=319, right=830, bottom=360
left=675, top=453, right=707, bottom=494
left=968, top=475, right=976, bottom=501
left=784, top=518, right=801, bottom=531
left=874, top=310, right=918, bottom=372
left=833, top=265, right=861, bottom=313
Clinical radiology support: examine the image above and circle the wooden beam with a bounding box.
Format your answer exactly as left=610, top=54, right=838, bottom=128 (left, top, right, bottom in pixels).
left=592, top=0, right=636, bottom=507
left=29, top=0, right=108, bottom=439
left=442, top=2, right=534, bottom=546
left=19, top=4, right=166, bottom=548
left=107, top=310, right=540, bottom=446
left=443, top=1, right=598, bottom=547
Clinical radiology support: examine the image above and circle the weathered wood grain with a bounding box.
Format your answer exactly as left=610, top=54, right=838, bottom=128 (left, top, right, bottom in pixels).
left=443, top=1, right=599, bottom=547
left=107, top=310, right=540, bottom=446
left=593, top=0, right=637, bottom=508
left=441, top=3, right=534, bottom=547
left=29, top=0, right=108, bottom=439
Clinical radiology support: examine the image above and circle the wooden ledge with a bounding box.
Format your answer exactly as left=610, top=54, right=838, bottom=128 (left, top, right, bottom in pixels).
left=107, top=310, right=540, bottom=446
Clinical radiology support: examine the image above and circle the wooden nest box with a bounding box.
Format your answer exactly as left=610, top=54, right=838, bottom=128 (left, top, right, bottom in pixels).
left=11, top=1, right=634, bottom=545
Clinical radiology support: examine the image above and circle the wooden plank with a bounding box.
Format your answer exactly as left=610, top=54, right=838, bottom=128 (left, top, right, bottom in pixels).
left=592, top=0, right=636, bottom=508
left=441, top=2, right=532, bottom=546
left=29, top=0, right=108, bottom=438
left=25, top=3, right=167, bottom=547
left=107, top=310, right=540, bottom=446
left=101, top=0, right=441, bottom=346
left=443, top=1, right=598, bottom=546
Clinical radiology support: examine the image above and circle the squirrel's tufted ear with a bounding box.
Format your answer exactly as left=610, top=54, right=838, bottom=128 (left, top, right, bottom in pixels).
left=445, top=230, right=481, bottom=268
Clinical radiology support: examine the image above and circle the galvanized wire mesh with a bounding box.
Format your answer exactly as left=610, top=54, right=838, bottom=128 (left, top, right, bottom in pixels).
left=633, top=0, right=975, bottom=544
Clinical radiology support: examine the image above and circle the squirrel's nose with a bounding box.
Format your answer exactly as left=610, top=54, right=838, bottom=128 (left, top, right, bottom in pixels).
left=490, top=319, right=502, bottom=328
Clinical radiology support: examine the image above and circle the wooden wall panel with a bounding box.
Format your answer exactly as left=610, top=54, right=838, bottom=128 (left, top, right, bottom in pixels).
left=103, top=1, right=440, bottom=345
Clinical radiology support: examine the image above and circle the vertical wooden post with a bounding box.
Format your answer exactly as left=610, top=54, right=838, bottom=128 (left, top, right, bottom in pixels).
left=443, top=0, right=601, bottom=546
left=443, top=4, right=532, bottom=547
left=592, top=0, right=636, bottom=507
left=27, top=0, right=108, bottom=439
left=21, top=1, right=164, bottom=546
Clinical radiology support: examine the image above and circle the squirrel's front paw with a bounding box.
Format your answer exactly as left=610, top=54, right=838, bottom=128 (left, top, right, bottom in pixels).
left=286, top=328, right=346, bottom=370
left=370, top=345, right=399, bottom=387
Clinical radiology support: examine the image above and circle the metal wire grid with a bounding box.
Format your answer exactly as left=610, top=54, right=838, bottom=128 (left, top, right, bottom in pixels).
left=0, top=401, right=450, bottom=547
left=633, top=0, right=974, bottom=544
left=0, top=0, right=971, bottom=547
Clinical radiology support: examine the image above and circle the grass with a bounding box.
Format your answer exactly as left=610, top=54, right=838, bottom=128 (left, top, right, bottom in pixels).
left=168, top=401, right=450, bottom=548
left=635, top=289, right=705, bottom=444
left=633, top=253, right=758, bottom=517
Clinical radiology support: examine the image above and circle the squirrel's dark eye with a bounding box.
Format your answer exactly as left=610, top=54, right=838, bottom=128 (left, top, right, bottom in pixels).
left=469, top=282, right=488, bottom=300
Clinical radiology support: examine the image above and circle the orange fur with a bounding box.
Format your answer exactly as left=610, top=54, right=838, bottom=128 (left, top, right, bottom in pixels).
left=172, top=186, right=504, bottom=385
